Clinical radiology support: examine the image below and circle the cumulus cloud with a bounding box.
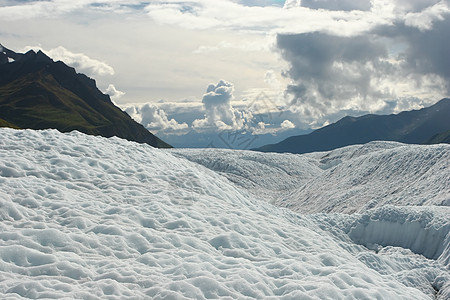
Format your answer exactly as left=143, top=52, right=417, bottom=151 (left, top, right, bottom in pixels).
left=190, top=80, right=300, bottom=136
left=124, top=103, right=189, bottom=134
left=281, top=120, right=295, bottom=129
left=193, top=80, right=251, bottom=131
left=105, top=84, right=125, bottom=101
left=23, top=46, right=115, bottom=77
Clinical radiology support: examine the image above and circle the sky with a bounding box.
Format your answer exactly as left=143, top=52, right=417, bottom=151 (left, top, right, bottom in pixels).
left=1, top=0, right=449, bottom=148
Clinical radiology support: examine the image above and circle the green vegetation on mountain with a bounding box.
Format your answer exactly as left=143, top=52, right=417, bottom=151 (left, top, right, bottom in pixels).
left=0, top=45, right=171, bottom=148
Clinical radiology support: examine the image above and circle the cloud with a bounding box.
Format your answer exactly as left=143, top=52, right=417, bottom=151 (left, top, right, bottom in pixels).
left=144, top=0, right=395, bottom=36
left=278, top=32, right=390, bottom=120
left=404, top=0, right=449, bottom=30
left=385, top=16, right=450, bottom=82
left=285, top=0, right=372, bottom=11
left=281, top=120, right=295, bottom=129
left=193, top=80, right=251, bottom=131
left=3, top=0, right=449, bottom=134
left=0, top=0, right=88, bottom=20
left=192, top=40, right=269, bottom=54
left=105, top=84, right=125, bottom=101
left=234, top=0, right=285, bottom=7
left=124, top=103, right=189, bottom=134
left=1, top=0, right=393, bottom=37
left=264, top=70, right=282, bottom=88
left=0, top=0, right=149, bottom=20
left=276, top=6, right=450, bottom=126
left=190, top=80, right=301, bottom=136
left=392, top=0, right=442, bottom=13
left=23, top=45, right=115, bottom=77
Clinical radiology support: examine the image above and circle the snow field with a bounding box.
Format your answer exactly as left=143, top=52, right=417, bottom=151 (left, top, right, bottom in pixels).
left=276, top=142, right=450, bottom=213
left=172, top=142, right=449, bottom=214
left=170, top=148, right=322, bottom=202
left=0, top=128, right=448, bottom=299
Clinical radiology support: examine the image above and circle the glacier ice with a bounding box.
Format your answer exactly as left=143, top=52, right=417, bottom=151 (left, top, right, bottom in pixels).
left=0, top=128, right=449, bottom=299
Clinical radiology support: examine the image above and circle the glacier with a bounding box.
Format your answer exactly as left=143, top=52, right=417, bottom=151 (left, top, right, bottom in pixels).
left=0, top=128, right=449, bottom=299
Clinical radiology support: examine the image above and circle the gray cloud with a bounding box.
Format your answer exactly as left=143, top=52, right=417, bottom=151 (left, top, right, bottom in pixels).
left=396, top=18, right=450, bottom=80
left=278, top=32, right=390, bottom=120
left=277, top=8, right=450, bottom=126
left=393, top=0, right=442, bottom=13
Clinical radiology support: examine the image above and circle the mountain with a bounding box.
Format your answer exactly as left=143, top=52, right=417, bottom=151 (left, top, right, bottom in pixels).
left=0, top=44, right=171, bottom=148
left=427, top=129, right=450, bottom=144
left=255, top=98, right=450, bottom=154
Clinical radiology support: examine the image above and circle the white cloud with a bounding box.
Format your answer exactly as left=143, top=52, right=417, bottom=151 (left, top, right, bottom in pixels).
left=2, top=0, right=394, bottom=37
left=0, top=0, right=149, bottom=20
left=124, top=103, right=189, bottom=134
left=264, top=70, right=282, bottom=89
left=105, top=84, right=125, bottom=101
left=193, top=80, right=251, bottom=131
left=23, top=45, right=115, bottom=76
left=404, top=1, right=450, bottom=30
left=0, top=0, right=88, bottom=20
left=281, top=120, right=295, bottom=129
left=285, top=0, right=373, bottom=11
left=144, top=0, right=397, bottom=36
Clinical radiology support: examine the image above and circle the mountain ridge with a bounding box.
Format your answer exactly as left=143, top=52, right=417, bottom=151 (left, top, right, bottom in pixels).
left=0, top=44, right=171, bottom=148
left=255, top=98, right=450, bottom=154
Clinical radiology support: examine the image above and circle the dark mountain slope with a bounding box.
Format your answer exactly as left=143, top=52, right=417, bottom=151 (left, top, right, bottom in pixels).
left=255, top=98, right=450, bottom=154
left=427, top=130, right=450, bottom=144
left=0, top=44, right=171, bottom=148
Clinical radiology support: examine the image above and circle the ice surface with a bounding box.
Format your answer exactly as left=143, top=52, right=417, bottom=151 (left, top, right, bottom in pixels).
left=276, top=142, right=450, bottom=214
left=170, top=148, right=321, bottom=202
left=346, top=206, right=450, bottom=261
left=0, top=128, right=449, bottom=299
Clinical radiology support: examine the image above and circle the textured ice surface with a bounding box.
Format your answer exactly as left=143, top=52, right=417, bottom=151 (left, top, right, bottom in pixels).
left=0, top=128, right=449, bottom=299
left=171, top=148, right=321, bottom=202
left=173, top=142, right=450, bottom=213
left=275, top=142, right=450, bottom=213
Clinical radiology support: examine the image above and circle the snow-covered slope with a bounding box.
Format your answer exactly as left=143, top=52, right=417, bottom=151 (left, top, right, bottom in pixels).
left=170, top=148, right=321, bottom=201
left=278, top=142, right=450, bottom=214
left=173, top=142, right=449, bottom=213
left=1, top=128, right=449, bottom=299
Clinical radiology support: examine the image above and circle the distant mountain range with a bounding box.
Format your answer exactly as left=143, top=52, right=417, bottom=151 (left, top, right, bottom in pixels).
left=0, top=44, right=171, bottom=148
left=255, top=98, right=450, bottom=154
